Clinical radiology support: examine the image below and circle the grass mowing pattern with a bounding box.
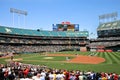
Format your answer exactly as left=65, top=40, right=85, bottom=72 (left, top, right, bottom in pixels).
left=103, top=52, right=113, bottom=64
left=1, top=51, right=120, bottom=74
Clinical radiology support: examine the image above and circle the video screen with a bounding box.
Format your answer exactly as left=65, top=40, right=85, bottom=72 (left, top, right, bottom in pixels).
left=53, top=24, right=79, bottom=31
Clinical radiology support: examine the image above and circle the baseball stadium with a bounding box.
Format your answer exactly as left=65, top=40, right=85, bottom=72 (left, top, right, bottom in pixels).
left=0, top=18, right=120, bottom=79
left=1, top=5, right=120, bottom=80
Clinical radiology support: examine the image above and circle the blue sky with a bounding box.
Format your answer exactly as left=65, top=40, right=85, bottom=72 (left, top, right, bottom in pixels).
left=0, top=0, right=120, bottom=38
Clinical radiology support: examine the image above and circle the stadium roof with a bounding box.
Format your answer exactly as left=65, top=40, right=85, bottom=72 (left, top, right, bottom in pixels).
left=0, top=26, right=89, bottom=37
left=97, top=20, right=120, bottom=31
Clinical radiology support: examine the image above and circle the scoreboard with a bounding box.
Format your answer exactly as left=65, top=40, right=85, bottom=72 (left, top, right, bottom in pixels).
left=53, top=22, right=79, bottom=31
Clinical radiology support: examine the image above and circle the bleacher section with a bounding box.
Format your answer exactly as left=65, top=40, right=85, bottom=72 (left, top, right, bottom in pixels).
left=0, top=26, right=89, bottom=37
left=97, top=20, right=120, bottom=37
left=97, top=20, right=120, bottom=31
left=0, top=26, right=89, bottom=53
left=89, top=20, right=120, bottom=52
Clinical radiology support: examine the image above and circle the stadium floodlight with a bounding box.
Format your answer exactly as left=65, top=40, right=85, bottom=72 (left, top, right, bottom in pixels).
left=10, top=8, right=27, bottom=16
left=99, top=12, right=118, bottom=24
left=10, top=8, right=28, bottom=27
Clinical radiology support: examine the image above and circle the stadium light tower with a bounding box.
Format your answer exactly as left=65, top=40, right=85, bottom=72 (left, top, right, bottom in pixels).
left=99, top=12, right=118, bottom=24
left=10, top=8, right=28, bottom=27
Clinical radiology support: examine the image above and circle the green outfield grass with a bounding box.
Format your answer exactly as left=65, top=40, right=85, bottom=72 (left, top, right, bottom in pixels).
left=1, top=51, right=120, bottom=74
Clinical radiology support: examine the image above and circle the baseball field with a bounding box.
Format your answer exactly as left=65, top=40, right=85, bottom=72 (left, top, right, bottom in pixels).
left=1, top=51, right=120, bottom=74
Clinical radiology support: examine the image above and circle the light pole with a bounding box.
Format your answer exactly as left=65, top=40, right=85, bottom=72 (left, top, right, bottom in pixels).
left=10, top=8, right=28, bottom=27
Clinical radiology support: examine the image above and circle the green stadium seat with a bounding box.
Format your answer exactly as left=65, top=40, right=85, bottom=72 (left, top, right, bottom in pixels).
left=0, top=26, right=89, bottom=37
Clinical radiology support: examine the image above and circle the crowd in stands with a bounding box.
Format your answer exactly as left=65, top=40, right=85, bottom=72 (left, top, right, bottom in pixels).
left=0, top=37, right=85, bottom=45
left=0, top=61, right=120, bottom=80
left=89, top=41, right=120, bottom=47
left=89, top=37, right=120, bottom=52
left=0, top=45, right=80, bottom=53
left=97, top=37, right=120, bottom=41
left=0, top=36, right=87, bottom=53
left=90, top=37, right=120, bottom=42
